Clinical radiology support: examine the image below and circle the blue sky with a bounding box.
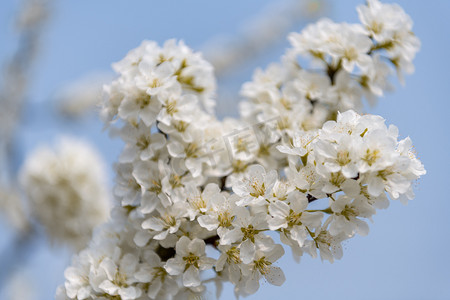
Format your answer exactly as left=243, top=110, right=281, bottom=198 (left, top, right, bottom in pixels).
left=1, top=0, right=449, bottom=299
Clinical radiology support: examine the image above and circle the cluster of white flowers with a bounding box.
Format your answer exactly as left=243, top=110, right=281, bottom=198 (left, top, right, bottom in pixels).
left=20, top=137, right=110, bottom=250
left=101, top=39, right=216, bottom=122
left=57, top=1, right=425, bottom=299
left=241, top=0, right=419, bottom=132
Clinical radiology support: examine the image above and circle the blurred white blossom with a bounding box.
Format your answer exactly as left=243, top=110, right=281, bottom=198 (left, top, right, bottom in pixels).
left=0, top=186, right=29, bottom=232
left=20, top=137, right=110, bottom=250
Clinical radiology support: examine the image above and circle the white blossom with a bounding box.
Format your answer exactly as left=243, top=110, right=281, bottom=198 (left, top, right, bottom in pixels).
left=268, top=191, right=323, bottom=248
left=20, top=137, right=110, bottom=250
left=164, top=236, right=215, bottom=287
left=329, top=195, right=374, bottom=237
left=220, top=208, right=272, bottom=264
left=240, top=244, right=286, bottom=294
left=233, top=164, right=277, bottom=207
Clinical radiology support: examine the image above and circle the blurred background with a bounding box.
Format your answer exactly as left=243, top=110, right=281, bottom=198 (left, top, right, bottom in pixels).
left=0, top=0, right=449, bottom=299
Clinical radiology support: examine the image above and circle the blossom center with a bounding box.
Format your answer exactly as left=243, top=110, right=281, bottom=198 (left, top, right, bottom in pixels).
left=218, top=211, right=233, bottom=228
left=363, top=149, right=380, bottom=166
left=152, top=266, right=168, bottom=281
left=112, top=271, right=128, bottom=287
left=344, top=47, right=358, bottom=61
left=183, top=253, right=200, bottom=268
left=149, top=179, right=162, bottom=194
left=249, top=179, right=266, bottom=198
left=226, top=246, right=241, bottom=264
left=287, top=209, right=303, bottom=227
left=330, top=172, right=346, bottom=187
left=339, top=205, right=358, bottom=221
left=150, top=78, right=162, bottom=88
left=337, top=150, right=351, bottom=166
left=136, top=93, right=151, bottom=109
left=241, top=225, right=257, bottom=242
left=161, top=214, right=177, bottom=228
left=169, top=174, right=183, bottom=189
left=173, top=120, right=188, bottom=132
left=166, top=100, right=178, bottom=116
left=190, top=195, right=206, bottom=211
left=185, top=143, right=199, bottom=158
left=254, top=256, right=272, bottom=275
left=136, top=135, right=150, bottom=150
left=377, top=167, right=394, bottom=180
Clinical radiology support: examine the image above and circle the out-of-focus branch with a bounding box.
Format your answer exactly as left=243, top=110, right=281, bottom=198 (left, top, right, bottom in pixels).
left=56, top=73, right=114, bottom=119
left=202, top=0, right=328, bottom=77
left=0, top=226, right=38, bottom=292
left=0, top=1, right=52, bottom=288
left=0, top=0, right=52, bottom=184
